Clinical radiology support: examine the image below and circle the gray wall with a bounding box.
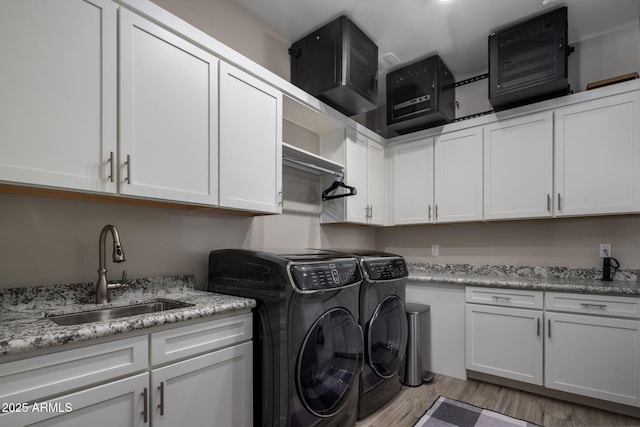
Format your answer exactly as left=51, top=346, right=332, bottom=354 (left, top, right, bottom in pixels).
left=377, top=216, right=640, bottom=268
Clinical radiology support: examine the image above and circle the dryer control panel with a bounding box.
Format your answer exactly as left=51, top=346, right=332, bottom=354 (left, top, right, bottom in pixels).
left=290, top=260, right=362, bottom=291
left=362, top=258, right=407, bottom=281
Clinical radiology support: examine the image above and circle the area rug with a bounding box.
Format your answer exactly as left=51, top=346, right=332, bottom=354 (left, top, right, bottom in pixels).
left=414, top=396, right=541, bottom=427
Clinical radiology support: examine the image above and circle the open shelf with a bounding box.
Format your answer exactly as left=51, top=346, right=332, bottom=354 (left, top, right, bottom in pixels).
left=282, top=143, right=344, bottom=175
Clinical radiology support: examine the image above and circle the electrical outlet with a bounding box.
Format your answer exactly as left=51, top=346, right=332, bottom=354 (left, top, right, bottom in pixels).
left=600, top=244, right=612, bottom=258
left=432, top=244, right=439, bottom=256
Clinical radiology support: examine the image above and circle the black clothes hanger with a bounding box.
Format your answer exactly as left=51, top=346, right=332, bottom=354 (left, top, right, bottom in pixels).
left=322, top=172, right=357, bottom=201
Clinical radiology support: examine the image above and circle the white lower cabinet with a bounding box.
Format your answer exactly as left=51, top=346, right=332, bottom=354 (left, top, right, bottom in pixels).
left=466, top=287, right=640, bottom=408
left=0, top=373, right=148, bottom=427
left=545, top=294, right=640, bottom=406
left=151, top=342, right=252, bottom=427
left=465, top=288, right=543, bottom=385
left=0, top=313, right=252, bottom=427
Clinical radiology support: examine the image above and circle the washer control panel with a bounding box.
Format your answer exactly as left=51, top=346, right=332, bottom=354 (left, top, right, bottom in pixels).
left=362, top=258, right=407, bottom=281
left=290, top=259, right=362, bottom=291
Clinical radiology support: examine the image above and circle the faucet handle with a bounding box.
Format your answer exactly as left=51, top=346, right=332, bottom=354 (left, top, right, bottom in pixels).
left=107, top=270, right=128, bottom=291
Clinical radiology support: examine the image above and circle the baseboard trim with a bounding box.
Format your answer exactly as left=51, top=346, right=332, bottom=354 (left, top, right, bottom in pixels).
left=467, top=370, right=640, bottom=419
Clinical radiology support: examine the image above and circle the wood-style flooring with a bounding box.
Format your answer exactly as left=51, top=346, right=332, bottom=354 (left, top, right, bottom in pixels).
left=356, top=374, right=640, bottom=427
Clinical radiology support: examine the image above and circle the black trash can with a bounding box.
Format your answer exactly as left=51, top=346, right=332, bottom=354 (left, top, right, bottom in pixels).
left=401, top=303, right=434, bottom=386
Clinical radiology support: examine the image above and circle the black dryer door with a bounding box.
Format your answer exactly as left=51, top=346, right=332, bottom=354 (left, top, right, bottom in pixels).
left=296, top=308, right=364, bottom=417
left=367, top=295, right=408, bottom=378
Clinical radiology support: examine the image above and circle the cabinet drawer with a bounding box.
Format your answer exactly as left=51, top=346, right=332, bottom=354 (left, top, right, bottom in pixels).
left=465, top=286, right=543, bottom=309
left=151, top=313, right=252, bottom=366
left=0, top=335, right=148, bottom=404
left=545, top=293, right=640, bottom=318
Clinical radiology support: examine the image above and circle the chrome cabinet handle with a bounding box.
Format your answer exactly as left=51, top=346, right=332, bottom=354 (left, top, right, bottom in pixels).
left=557, top=193, right=561, bottom=211
left=370, top=205, right=373, bottom=219
left=547, top=194, right=551, bottom=211
left=581, top=303, right=607, bottom=309
left=435, top=204, right=438, bottom=220
left=125, top=155, right=132, bottom=184
left=278, top=191, right=283, bottom=207
left=107, top=151, right=114, bottom=183
left=142, top=387, right=148, bottom=423
left=548, top=319, right=551, bottom=338
left=428, top=204, right=432, bottom=221
left=492, top=296, right=512, bottom=303
left=537, top=318, right=540, bottom=336
left=158, top=381, right=165, bottom=416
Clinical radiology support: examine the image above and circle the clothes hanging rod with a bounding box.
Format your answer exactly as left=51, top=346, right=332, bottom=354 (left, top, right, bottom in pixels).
left=282, top=155, right=343, bottom=175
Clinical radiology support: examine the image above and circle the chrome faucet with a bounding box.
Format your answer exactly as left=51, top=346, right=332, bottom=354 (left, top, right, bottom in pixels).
left=96, top=224, right=126, bottom=304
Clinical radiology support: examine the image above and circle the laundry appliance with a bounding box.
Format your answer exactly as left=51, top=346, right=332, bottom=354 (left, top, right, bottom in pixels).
left=208, top=249, right=364, bottom=427
left=327, top=250, right=409, bottom=419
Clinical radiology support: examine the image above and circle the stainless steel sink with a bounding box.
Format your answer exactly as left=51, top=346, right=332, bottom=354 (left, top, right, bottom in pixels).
left=49, top=299, right=195, bottom=326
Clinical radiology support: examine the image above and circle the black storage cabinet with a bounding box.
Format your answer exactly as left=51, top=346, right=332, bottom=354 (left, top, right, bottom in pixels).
left=289, top=15, right=378, bottom=116
left=386, top=55, right=455, bottom=134
left=488, top=7, right=569, bottom=111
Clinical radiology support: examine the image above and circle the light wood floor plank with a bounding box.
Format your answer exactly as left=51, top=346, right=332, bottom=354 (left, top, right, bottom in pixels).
left=356, top=374, right=640, bottom=427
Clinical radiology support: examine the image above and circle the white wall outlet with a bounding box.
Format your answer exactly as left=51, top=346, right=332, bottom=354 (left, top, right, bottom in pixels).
left=599, top=243, right=612, bottom=258
left=432, top=244, right=439, bottom=256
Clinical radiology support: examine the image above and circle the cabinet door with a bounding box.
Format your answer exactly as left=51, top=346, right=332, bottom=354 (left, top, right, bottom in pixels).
left=219, top=62, right=282, bottom=213
left=466, top=304, right=543, bottom=385
left=554, top=91, right=640, bottom=216
left=367, top=139, right=385, bottom=225
left=119, top=9, right=219, bottom=205
left=435, top=127, right=483, bottom=222
left=0, top=373, right=148, bottom=427
left=151, top=341, right=253, bottom=427
left=344, top=132, right=370, bottom=223
left=545, top=312, right=640, bottom=406
left=484, top=112, right=553, bottom=219
left=0, top=0, right=117, bottom=193
left=393, top=138, right=434, bottom=225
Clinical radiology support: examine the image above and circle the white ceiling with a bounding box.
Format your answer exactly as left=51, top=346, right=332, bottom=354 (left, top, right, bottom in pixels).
left=233, top=0, right=640, bottom=80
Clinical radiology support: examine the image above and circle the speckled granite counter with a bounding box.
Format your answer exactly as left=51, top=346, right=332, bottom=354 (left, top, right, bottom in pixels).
left=0, top=275, right=255, bottom=357
left=407, top=263, right=640, bottom=296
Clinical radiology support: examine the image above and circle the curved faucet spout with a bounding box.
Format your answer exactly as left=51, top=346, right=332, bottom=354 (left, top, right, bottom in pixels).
left=96, top=225, right=126, bottom=304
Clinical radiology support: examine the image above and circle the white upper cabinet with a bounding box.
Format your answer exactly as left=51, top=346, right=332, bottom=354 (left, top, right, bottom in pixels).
left=367, top=138, right=385, bottom=225
left=554, top=91, right=640, bottom=217
left=434, top=127, right=484, bottom=223
left=321, top=130, right=385, bottom=225
left=0, top=0, right=117, bottom=193
left=119, top=9, right=219, bottom=206
left=219, top=62, right=283, bottom=214
left=484, top=112, right=554, bottom=220
left=393, top=138, right=434, bottom=225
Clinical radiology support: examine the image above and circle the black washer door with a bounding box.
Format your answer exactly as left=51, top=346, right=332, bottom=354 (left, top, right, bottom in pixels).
left=297, top=308, right=364, bottom=418
left=367, top=295, right=408, bottom=378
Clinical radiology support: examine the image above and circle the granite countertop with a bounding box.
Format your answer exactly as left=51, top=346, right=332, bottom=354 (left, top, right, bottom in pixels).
left=407, top=263, right=640, bottom=296
left=0, top=275, right=255, bottom=357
